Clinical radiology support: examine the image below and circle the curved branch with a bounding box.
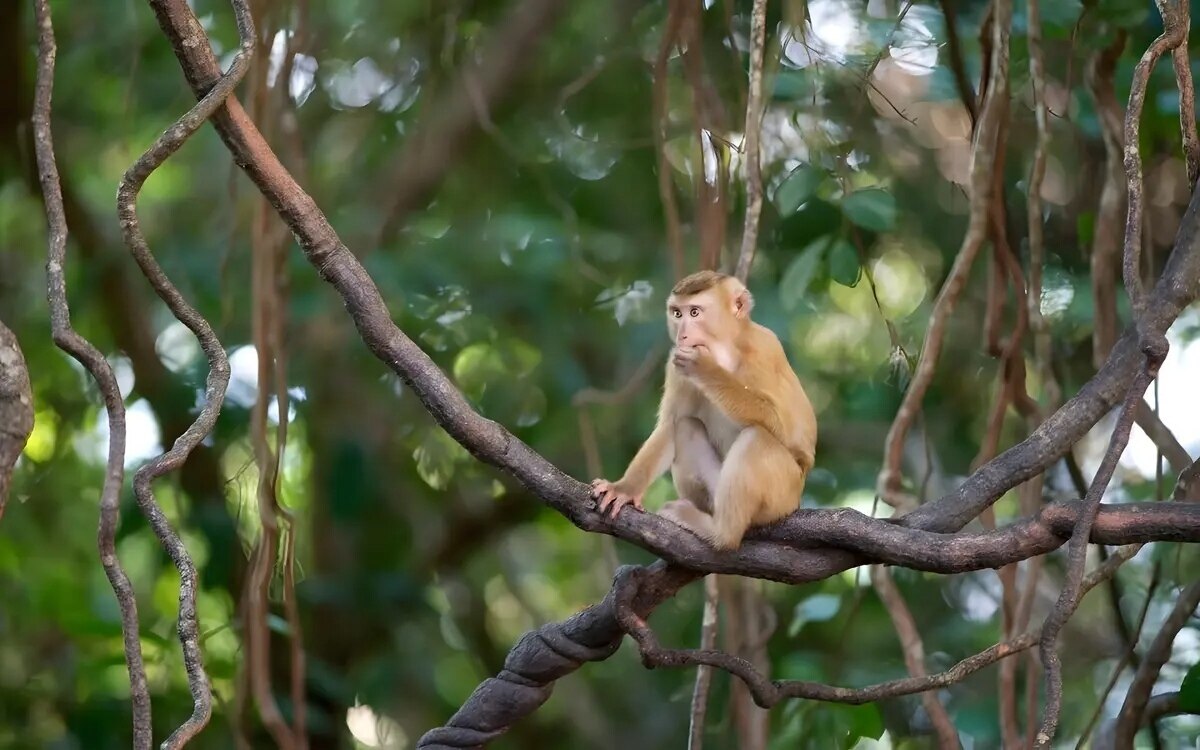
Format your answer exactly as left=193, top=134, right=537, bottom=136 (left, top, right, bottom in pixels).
left=1110, top=581, right=1200, bottom=747
left=145, top=0, right=1200, bottom=583
left=613, top=544, right=1140, bottom=708
left=138, top=4, right=1200, bottom=745
left=417, top=563, right=699, bottom=749
left=31, top=2, right=150, bottom=746
left=118, top=0, right=254, bottom=745
left=1122, top=0, right=1189, bottom=319
left=1036, top=359, right=1161, bottom=747
left=878, top=0, right=1012, bottom=511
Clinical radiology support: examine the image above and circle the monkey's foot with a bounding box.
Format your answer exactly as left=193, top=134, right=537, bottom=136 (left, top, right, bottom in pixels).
left=659, top=499, right=710, bottom=537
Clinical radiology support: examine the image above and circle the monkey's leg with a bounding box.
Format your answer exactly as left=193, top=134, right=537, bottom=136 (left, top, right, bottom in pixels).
left=708, top=427, right=804, bottom=549
left=668, top=416, right=720, bottom=513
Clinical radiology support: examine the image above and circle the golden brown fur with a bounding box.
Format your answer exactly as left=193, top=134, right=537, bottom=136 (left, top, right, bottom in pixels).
left=591, top=271, right=817, bottom=548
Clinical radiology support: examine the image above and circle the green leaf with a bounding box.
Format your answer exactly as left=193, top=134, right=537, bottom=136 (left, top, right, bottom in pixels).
left=841, top=703, right=885, bottom=743
left=774, top=166, right=824, bottom=214
left=788, top=592, right=842, bottom=636
left=843, top=188, right=896, bottom=232
left=828, top=238, right=862, bottom=287
left=1181, top=661, right=1200, bottom=711
left=413, top=428, right=471, bottom=490
left=779, top=236, right=830, bottom=311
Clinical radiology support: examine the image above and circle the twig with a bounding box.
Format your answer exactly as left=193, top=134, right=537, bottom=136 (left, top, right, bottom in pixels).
left=1075, top=555, right=1161, bottom=747
left=31, top=2, right=150, bottom=746
left=615, top=545, right=1141, bottom=709
left=242, top=11, right=302, bottom=744
left=687, top=574, right=720, bottom=750
left=870, top=565, right=959, bottom=748
left=878, top=0, right=1012, bottom=510
left=733, top=0, right=769, bottom=281
left=863, top=0, right=915, bottom=80
left=0, top=321, right=33, bottom=518
left=116, top=0, right=255, bottom=744
left=1110, top=581, right=1200, bottom=746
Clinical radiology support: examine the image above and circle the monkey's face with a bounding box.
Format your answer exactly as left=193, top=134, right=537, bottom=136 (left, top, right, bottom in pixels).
left=666, top=286, right=740, bottom=349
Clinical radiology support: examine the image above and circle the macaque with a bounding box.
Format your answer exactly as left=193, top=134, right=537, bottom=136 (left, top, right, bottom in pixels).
left=591, top=270, right=817, bottom=549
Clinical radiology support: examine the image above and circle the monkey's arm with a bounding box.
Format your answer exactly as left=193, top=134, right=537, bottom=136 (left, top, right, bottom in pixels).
left=591, top=367, right=680, bottom=516
left=617, top=422, right=675, bottom=491
left=685, top=353, right=787, bottom=436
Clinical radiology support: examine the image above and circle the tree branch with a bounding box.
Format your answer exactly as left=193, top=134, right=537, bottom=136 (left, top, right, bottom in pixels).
left=416, top=562, right=699, bottom=749
left=878, top=0, right=1012, bottom=511
left=31, top=3, right=150, bottom=746
left=1122, top=0, right=1189, bottom=320
left=733, top=0, right=768, bottom=282
left=137, top=3, right=1200, bottom=745
left=613, top=544, right=1141, bottom=709
left=1110, top=581, right=1200, bottom=747
left=1035, top=357, right=1162, bottom=746
left=118, top=0, right=254, bottom=744
left=870, top=565, right=960, bottom=747
left=0, top=320, right=32, bottom=518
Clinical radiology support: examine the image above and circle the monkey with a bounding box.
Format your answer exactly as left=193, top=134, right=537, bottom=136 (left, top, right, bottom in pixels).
left=590, top=270, right=817, bottom=549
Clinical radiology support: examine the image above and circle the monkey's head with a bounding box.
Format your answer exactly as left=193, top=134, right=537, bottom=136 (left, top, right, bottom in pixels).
left=666, top=270, right=754, bottom=348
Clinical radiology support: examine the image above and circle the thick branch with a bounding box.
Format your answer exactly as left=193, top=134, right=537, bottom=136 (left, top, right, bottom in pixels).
left=140, top=4, right=1200, bottom=744
left=0, top=320, right=32, bottom=517
left=147, top=0, right=1200, bottom=586
left=417, top=563, right=698, bottom=749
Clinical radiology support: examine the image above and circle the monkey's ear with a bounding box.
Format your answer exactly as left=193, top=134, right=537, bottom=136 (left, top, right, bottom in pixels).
left=732, top=285, right=754, bottom=319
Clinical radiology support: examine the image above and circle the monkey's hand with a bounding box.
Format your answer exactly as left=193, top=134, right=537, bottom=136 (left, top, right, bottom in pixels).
left=590, top=478, right=645, bottom=518
left=672, top=345, right=717, bottom=379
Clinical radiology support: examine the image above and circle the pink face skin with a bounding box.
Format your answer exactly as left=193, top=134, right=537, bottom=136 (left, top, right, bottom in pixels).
left=666, top=282, right=748, bottom=352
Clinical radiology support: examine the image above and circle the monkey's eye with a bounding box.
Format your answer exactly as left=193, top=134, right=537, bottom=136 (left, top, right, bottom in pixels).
left=689, top=308, right=700, bottom=317
left=672, top=310, right=681, bottom=318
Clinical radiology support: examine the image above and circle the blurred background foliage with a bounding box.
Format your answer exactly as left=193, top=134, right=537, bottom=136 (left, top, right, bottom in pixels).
left=2, top=0, right=1200, bottom=747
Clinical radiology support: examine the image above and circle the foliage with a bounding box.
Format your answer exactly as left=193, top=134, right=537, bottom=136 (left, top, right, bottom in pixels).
left=1, top=0, right=1199, bottom=748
